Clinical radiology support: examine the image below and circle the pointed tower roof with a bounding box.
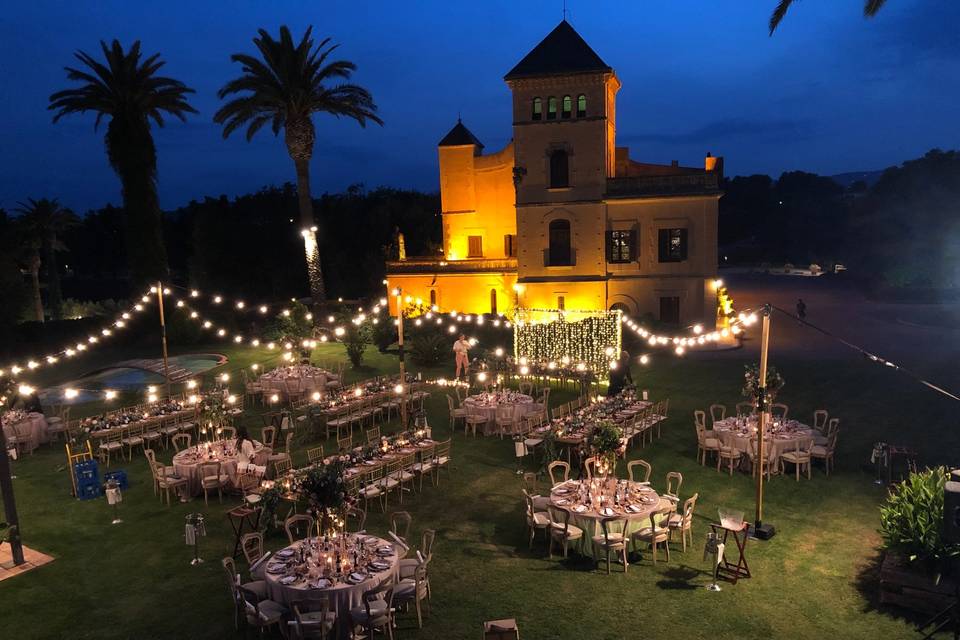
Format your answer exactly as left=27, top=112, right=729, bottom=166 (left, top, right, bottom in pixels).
left=438, top=119, right=484, bottom=148
left=504, top=20, right=612, bottom=81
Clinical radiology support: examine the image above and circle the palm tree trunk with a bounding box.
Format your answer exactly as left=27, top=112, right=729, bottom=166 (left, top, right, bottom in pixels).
left=29, top=253, right=43, bottom=323
left=294, top=157, right=325, bottom=304
left=44, top=232, right=63, bottom=320
left=107, top=119, right=170, bottom=288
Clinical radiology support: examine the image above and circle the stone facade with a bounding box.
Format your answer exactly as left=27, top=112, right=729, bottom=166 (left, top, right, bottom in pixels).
left=386, top=21, right=720, bottom=327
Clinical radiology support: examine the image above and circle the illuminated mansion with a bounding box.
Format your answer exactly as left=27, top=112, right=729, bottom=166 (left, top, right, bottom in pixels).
left=386, top=20, right=721, bottom=326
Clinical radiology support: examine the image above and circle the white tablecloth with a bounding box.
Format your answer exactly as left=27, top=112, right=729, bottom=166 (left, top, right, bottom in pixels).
left=3, top=412, right=49, bottom=453
left=713, top=417, right=814, bottom=463
left=171, top=440, right=267, bottom=495
left=264, top=535, right=399, bottom=638
left=462, top=394, right=540, bottom=435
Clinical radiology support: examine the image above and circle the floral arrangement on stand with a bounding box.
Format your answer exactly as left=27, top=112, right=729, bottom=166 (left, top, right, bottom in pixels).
left=742, top=363, right=785, bottom=404
left=199, top=394, right=228, bottom=442
left=298, top=460, right=353, bottom=537
left=587, top=420, right=624, bottom=477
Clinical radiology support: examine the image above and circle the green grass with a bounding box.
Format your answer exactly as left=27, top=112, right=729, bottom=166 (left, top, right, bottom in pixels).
left=1, top=340, right=953, bottom=639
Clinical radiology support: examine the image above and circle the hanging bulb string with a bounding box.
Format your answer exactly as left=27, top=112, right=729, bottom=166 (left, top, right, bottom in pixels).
left=769, top=304, right=960, bottom=403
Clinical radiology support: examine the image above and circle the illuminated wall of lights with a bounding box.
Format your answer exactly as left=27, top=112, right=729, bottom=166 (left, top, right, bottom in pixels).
left=514, top=308, right=622, bottom=374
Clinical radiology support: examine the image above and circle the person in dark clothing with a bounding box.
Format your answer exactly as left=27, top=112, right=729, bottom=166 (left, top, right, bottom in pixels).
left=607, top=360, right=628, bottom=397
left=796, top=298, right=807, bottom=320
left=620, top=350, right=633, bottom=386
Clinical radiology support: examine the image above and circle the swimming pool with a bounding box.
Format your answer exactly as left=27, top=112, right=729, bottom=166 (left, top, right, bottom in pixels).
left=41, top=353, right=226, bottom=405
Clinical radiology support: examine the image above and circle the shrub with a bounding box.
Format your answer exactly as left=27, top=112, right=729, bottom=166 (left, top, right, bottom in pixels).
left=410, top=333, right=447, bottom=366
left=373, top=319, right=396, bottom=352
left=880, top=467, right=960, bottom=578
left=342, top=321, right=372, bottom=368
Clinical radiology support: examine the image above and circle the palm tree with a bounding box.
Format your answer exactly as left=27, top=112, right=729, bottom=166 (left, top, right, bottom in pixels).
left=13, top=199, right=79, bottom=321
left=770, top=0, right=887, bottom=34
left=49, top=40, right=196, bottom=286
left=13, top=220, right=44, bottom=323
left=215, top=26, right=382, bottom=305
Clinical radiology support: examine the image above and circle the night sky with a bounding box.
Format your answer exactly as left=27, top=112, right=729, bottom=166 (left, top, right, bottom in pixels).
left=1, top=0, right=958, bottom=212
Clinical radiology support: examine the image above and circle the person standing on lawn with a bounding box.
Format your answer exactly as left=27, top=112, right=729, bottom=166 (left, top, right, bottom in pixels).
left=453, top=334, right=471, bottom=381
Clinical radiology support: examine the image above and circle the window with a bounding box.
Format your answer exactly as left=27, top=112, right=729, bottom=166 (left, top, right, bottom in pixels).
left=606, top=229, right=637, bottom=264
left=504, top=234, right=517, bottom=257
left=658, top=228, right=688, bottom=262
left=561, top=95, right=572, bottom=119
left=532, top=97, right=542, bottom=121
left=468, top=235, right=483, bottom=258
left=549, top=150, right=569, bottom=189
left=547, top=96, right=557, bottom=120
left=577, top=94, right=586, bottom=117
left=429, top=289, right=437, bottom=307
left=660, top=296, right=680, bottom=325
left=548, top=219, right=572, bottom=266
left=490, top=289, right=498, bottom=315
left=557, top=296, right=566, bottom=311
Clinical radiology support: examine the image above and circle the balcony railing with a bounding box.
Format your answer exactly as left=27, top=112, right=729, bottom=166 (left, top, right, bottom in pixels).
left=606, top=173, right=721, bottom=199
left=386, top=256, right=517, bottom=274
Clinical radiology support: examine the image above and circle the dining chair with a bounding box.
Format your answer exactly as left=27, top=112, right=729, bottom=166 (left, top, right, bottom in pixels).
left=548, top=460, right=570, bottom=486
left=237, top=584, right=287, bottom=636
left=547, top=505, right=583, bottom=559
left=813, top=409, right=829, bottom=433
left=592, top=516, right=628, bottom=574
left=709, top=403, right=726, bottom=427
left=287, top=598, right=337, bottom=640
left=661, top=472, right=683, bottom=513
left=349, top=584, right=396, bottom=640
left=523, top=490, right=550, bottom=549
left=260, top=425, right=277, bottom=451
left=284, top=513, right=315, bottom=544
left=811, top=429, right=839, bottom=476
left=632, top=510, right=671, bottom=564
left=627, top=459, right=652, bottom=483
left=200, top=461, right=229, bottom=506
left=668, top=492, right=699, bottom=552
left=306, top=446, right=324, bottom=466
left=394, top=561, right=431, bottom=629
left=780, top=438, right=812, bottom=481
left=171, top=432, right=192, bottom=452
left=483, top=619, right=520, bottom=640
left=735, top=401, right=755, bottom=417
left=771, top=403, right=789, bottom=422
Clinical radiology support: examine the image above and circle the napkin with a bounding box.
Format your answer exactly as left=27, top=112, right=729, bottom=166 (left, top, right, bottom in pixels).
left=601, top=507, right=616, bottom=516
left=349, top=572, right=366, bottom=583
left=573, top=504, right=587, bottom=513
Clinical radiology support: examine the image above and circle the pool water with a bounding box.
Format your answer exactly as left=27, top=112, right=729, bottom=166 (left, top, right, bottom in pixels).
left=41, top=353, right=225, bottom=405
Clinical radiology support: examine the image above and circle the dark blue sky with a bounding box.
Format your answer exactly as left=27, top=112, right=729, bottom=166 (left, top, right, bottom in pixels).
left=1, top=0, right=958, bottom=212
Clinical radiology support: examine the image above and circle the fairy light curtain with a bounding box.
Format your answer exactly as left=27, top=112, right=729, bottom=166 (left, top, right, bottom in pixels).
left=514, top=308, right=622, bottom=374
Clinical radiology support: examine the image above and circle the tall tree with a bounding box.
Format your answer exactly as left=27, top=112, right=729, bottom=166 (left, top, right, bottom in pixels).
left=214, top=26, right=382, bottom=305
left=49, top=40, right=196, bottom=286
left=13, top=199, right=78, bottom=321
left=769, top=0, right=887, bottom=34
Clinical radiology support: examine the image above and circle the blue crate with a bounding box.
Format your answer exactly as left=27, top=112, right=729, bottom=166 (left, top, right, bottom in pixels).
left=73, top=459, right=99, bottom=482
left=103, top=470, right=128, bottom=491
left=76, top=480, right=102, bottom=500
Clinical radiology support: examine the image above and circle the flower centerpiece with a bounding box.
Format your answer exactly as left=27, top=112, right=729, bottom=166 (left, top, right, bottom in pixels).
left=587, top=420, right=624, bottom=478
left=741, top=363, right=785, bottom=406
left=200, top=394, right=227, bottom=442
left=298, top=460, right=352, bottom=538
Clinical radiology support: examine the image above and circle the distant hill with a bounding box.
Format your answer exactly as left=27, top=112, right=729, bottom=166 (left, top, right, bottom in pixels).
left=830, top=170, right=885, bottom=188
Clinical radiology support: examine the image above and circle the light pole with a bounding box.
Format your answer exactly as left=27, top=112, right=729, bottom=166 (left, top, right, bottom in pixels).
left=0, top=426, right=24, bottom=565
left=394, top=289, right=407, bottom=429
left=156, top=281, right=171, bottom=399
left=753, top=304, right=776, bottom=539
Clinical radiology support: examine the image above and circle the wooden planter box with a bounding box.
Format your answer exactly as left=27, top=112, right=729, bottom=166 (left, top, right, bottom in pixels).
left=880, top=553, right=958, bottom=614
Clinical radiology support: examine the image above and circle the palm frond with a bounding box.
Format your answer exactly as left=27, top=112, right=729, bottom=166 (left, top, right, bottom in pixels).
left=864, top=0, right=887, bottom=17
left=769, top=0, right=795, bottom=35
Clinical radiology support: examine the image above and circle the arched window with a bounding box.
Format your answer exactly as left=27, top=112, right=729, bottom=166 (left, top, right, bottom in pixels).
left=561, top=95, right=572, bottom=119
left=490, top=289, right=497, bottom=314
left=532, top=97, right=542, bottom=121
left=548, top=219, right=572, bottom=266
left=609, top=302, right=630, bottom=314
left=549, top=149, right=569, bottom=189
left=547, top=96, right=557, bottom=120
left=429, top=290, right=437, bottom=307
left=577, top=94, right=586, bottom=117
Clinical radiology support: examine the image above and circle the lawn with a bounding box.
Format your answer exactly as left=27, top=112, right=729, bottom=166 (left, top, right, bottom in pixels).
left=1, top=339, right=953, bottom=639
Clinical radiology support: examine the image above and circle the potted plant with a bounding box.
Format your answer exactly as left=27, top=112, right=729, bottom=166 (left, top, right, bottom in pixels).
left=879, top=467, right=960, bottom=612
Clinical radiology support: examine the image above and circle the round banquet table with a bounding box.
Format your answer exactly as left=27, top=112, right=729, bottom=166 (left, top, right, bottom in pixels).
left=461, top=393, right=540, bottom=436
left=171, top=440, right=268, bottom=496
left=263, top=534, right=399, bottom=638
left=259, top=368, right=336, bottom=397
left=712, top=417, right=815, bottom=466
left=550, top=478, right=663, bottom=559
left=2, top=412, right=49, bottom=453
